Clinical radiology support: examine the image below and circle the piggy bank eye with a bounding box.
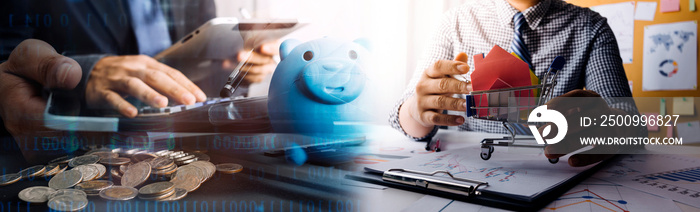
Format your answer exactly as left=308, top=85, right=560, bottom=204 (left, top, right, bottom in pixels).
left=303, top=51, right=314, bottom=61
left=348, top=50, right=358, bottom=60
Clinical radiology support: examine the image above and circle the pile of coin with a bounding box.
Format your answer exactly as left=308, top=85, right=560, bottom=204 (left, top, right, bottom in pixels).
left=7, top=147, right=243, bottom=211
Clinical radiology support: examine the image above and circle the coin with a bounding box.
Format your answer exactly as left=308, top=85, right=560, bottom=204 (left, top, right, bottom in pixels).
left=49, top=155, right=74, bottom=164
left=139, top=187, right=175, bottom=200
left=163, top=188, right=188, bottom=201
left=68, top=155, right=100, bottom=168
left=99, top=186, right=138, bottom=201
left=121, top=161, right=151, bottom=188
left=110, top=168, right=122, bottom=179
left=139, top=181, right=174, bottom=196
left=75, top=180, right=113, bottom=195
left=89, top=164, right=107, bottom=179
left=132, top=153, right=157, bottom=162
left=190, top=161, right=216, bottom=181
left=216, top=163, right=243, bottom=174
left=100, top=157, right=131, bottom=166
left=47, top=195, right=88, bottom=211
left=88, top=151, right=119, bottom=160
left=18, top=186, right=56, bottom=203
left=18, top=165, right=46, bottom=178
left=43, top=163, right=62, bottom=176
left=49, top=170, right=83, bottom=189
left=149, top=157, right=174, bottom=169
left=73, top=165, right=99, bottom=181
left=0, top=173, right=21, bottom=186
left=170, top=166, right=204, bottom=192
left=48, top=189, right=87, bottom=200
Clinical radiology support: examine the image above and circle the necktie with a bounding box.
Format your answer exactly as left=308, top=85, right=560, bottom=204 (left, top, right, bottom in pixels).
left=510, top=12, right=532, bottom=70
left=127, top=0, right=172, bottom=56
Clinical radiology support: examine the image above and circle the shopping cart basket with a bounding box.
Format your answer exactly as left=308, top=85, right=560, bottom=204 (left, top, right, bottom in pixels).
left=465, top=56, right=566, bottom=164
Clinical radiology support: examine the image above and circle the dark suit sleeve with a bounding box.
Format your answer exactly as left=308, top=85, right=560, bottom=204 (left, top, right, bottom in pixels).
left=71, top=54, right=112, bottom=111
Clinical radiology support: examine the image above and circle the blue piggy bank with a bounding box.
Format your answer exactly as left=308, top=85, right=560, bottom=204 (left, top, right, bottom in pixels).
left=267, top=37, right=371, bottom=135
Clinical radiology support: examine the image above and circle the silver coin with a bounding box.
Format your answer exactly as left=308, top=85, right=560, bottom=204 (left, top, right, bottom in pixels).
left=18, top=165, right=46, bottom=178
left=121, top=161, right=151, bottom=188
left=170, top=165, right=204, bottom=192
left=0, top=173, right=21, bottom=186
left=48, top=195, right=88, bottom=211
left=132, top=153, right=157, bottom=162
left=47, top=189, right=87, bottom=200
left=43, top=163, right=62, bottom=176
left=190, top=161, right=216, bottom=182
left=49, top=170, right=83, bottom=189
left=75, top=180, right=113, bottom=195
left=72, top=165, right=99, bottom=181
left=139, top=181, right=174, bottom=196
left=175, top=154, right=196, bottom=162
left=68, top=155, right=100, bottom=168
left=99, top=186, right=138, bottom=201
left=18, top=186, right=56, bottom=203
left=89, top=164, right=107, bottom=179
left=163, top=188, right=187, bottom=201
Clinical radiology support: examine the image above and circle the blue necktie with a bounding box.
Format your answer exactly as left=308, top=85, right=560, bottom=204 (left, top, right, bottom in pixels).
left=510, top=12, right=532, bottom=70
left=127, top=0, right=172, bottom=56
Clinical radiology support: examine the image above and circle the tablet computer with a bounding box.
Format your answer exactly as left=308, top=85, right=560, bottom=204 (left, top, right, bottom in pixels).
left=155, top=17, right=307, bottom=97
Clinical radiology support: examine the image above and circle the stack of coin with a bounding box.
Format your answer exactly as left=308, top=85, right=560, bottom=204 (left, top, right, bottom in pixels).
left=138, top=181, right=176, bottom=200
left=155, top=150, right=200, bottom=165
left=215, top=163, right=243, bottom=174
left=99, top=186, right=139, bottom=201
left=47, top=191, right=88, bottom=212
left=147, top=156, right=178, bottom=177
left=11, top=147, right=241, bottom=207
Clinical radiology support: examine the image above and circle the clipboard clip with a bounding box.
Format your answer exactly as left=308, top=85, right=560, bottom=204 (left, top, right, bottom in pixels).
left=382, top=169, right=488, bottom=196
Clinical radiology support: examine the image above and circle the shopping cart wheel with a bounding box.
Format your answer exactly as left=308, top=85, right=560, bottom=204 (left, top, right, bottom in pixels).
left=548, top=158, right=559, bottom=164
left=489, top=146, right=494, bottom=153
left=480, top=147, right=492, bottom=160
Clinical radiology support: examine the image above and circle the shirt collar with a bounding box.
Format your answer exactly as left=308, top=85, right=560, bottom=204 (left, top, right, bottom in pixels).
left=495, top=0, right=552, bottom=30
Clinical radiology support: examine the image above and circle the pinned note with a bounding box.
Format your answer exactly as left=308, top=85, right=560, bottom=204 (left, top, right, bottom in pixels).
left=677, top=121, right=700, bottom=143
left=692, top=0, right=697, bottom=11
left=644, top=113, right=660, bottom=131
left=661, top=0, right=681, bottom=12
left=635, top=2, right=658, bottom=21
left=660, top=98, right=667, bottom=116
left=672, top=97, right=695, bottom=115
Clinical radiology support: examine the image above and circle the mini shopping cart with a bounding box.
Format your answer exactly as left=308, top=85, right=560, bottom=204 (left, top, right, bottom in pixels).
left=465, top=56, right=566, bottom=164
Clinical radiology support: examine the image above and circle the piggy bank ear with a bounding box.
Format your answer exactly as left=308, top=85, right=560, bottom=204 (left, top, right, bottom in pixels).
left=353, top=38, right=371, bottom=51
left=280, top=39, right=302, bottom=60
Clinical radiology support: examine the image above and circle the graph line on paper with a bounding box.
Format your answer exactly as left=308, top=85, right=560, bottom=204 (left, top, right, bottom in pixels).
left=542, top=181, right=680, bottom=212
left=417, top=153, right=527, bottom=183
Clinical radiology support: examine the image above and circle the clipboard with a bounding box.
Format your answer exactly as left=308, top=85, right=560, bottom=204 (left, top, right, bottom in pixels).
left=345, top=154, right=612, bottom=211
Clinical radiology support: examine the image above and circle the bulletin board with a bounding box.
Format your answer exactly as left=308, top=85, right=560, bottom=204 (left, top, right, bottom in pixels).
left=567, top=0, right=699, bottom=139
left=568, top=0, right=700, bottom=97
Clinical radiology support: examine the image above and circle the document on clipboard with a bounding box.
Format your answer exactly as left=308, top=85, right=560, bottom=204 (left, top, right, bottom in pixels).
left=346, top=145, right=606, bottom=210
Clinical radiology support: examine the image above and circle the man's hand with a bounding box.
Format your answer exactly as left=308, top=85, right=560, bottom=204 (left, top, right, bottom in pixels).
left=542, top=89, right=637, bottom=167
left=399, top=53, right=472, bottom=138
left=0, top=39, right=82, bottom=139
left=86, top=55, right=206, bottom=118
left=224, top=42, right=280, bottom=84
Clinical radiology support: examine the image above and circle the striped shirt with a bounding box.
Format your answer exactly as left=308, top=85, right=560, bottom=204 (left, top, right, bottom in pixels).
left=389, top=0, right=639, bottom=140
